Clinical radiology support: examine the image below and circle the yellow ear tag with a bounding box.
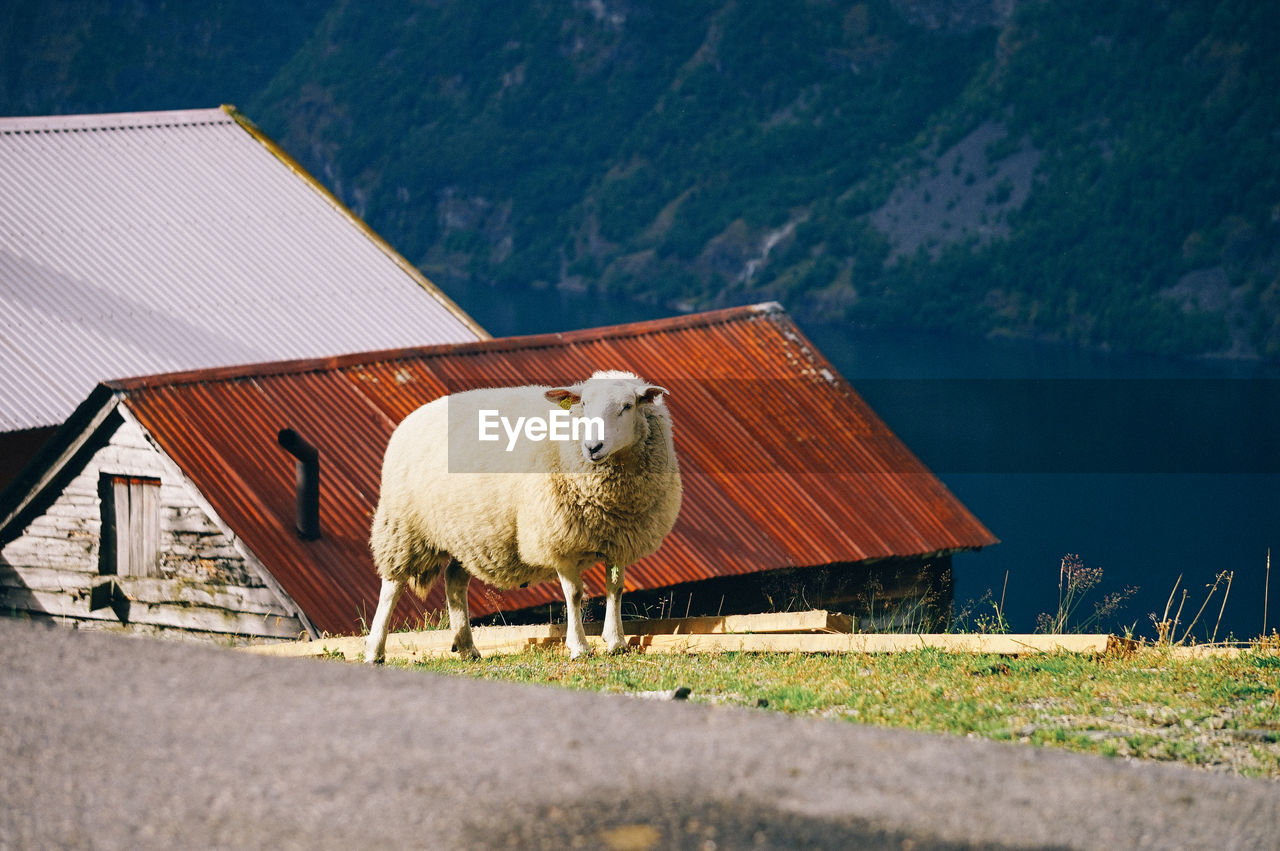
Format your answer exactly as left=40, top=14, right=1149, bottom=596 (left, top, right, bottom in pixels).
left=558, top=397, right=574, bottom=411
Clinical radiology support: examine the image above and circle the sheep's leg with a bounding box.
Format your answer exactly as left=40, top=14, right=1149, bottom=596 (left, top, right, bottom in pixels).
left=559, top=572, right=592, bottom=659
left=444, top=560, right=480, bottom=660
left=365, top=578, right=404, bottom=664
left=602, top=563, right=627, bottom=654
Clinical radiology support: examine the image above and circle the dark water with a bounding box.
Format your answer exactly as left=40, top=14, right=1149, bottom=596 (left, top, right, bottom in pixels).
left=452, top=281, right=1280, bottom=640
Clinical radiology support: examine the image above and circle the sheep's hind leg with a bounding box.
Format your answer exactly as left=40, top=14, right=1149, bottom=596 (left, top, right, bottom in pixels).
left=602, top=563, right=628, bottom=654
left=559, top=572, right=593, bottom=660
left=365, top=578, right=404, bottom=664
left=444, top=560, right=480, bottom=660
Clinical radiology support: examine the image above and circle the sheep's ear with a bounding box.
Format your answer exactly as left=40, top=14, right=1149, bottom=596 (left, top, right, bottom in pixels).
left=638, top=385, right=669, bottom=405
left=545, top=388, right=581, bottom=410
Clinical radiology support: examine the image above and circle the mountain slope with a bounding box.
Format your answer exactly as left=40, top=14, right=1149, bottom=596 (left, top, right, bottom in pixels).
left=248, top=1, right=994, bottom=298
left=0, top=1, right=326, bottom=115
left=4, top=0, right=1278, bottom=358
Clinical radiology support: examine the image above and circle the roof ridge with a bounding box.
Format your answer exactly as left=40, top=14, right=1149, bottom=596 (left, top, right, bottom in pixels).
left=0, top=108, right=231, bottom=134
left=106, top=303, right=790, bottom=391
left=220, top=105, right=489, bottom=341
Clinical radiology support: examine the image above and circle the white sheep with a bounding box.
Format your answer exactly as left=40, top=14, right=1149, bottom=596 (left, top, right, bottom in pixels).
left=364, top=370, right=682, bottom=662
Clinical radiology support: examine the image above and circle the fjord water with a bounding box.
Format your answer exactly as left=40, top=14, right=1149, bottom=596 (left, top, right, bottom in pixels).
left=801, top=323, right=1280, bottom=641
left=455, top=282, right=1280, bottom=640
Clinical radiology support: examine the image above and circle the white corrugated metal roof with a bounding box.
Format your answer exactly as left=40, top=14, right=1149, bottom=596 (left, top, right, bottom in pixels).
left=0, top=106, right=485, bottom=432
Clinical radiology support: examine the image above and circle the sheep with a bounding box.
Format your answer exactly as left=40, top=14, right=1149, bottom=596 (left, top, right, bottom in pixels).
left=364, top=370, right=682, bottom=663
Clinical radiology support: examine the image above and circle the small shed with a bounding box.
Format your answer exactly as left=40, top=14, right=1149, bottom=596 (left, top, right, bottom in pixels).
left=0, top=304, right=997, bottom=641
left=0, top=106, right=485, bottom=491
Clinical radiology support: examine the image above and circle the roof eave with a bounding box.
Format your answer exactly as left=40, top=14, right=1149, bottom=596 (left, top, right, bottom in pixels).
left=0, top=384, right=123, bottom=538
left=106, top=302, right=789, bottom=392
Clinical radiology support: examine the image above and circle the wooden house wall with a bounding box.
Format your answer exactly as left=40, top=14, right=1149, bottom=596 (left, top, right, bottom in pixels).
left=0, top=413, right=308, bottom=642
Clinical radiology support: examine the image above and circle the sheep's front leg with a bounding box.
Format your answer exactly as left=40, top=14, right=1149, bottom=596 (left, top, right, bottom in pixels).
left=365, top=578, right=404, bottom=664
left=603, top=563, right=627, bottom=654
left=559, top=572, right=592, bottom=659
left=444, top=560, right=480, bottom=660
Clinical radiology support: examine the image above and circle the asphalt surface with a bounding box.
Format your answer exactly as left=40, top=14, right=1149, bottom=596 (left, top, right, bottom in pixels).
left=1, top=618, right=1276, bottom=850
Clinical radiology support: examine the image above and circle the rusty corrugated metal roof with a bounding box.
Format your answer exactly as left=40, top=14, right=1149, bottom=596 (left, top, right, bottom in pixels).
left=0, top=106, right=484, bottom=433
left=107, top=303, right=997, bottom=636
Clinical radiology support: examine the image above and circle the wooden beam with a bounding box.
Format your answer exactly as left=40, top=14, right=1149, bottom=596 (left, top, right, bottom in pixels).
left=619, top=610, right=853, bottom=635
left=243, top=627, right=1120, bottom=661
left=244, top=610, right=854, bottom=659
left=1, top=565, right=288, bottom=615
left=2, top=586, right=305, bottom=639
left=620, top=633, right=1118, bottom=655
left=1167, top=644, right=1248, bottom=659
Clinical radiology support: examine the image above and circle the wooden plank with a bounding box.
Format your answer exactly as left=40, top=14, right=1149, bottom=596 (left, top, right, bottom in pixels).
left=621, top=610, right=853, bottom=635
left=0, top=565, right=286, bottom=614
left=243, top=611, right=855, bottom=659
left=458, top=610, right=853, bottom=641
left=137, top=476, right=160, bottom=578
left=245, top=630, right=472, bottom=660
left=12, top=610, right=295, bottom=645
left=1168, top=644, right=1249, bottom=659
left=245, top=629, right=1118, bottom=661
left=118, top=577, right=284, bottom=614
left=1, top=587, right=304, bottom=639
left=621, top=633, right=1117, bottom=655
left=340, top=632, right=1117, bottom=662
left=0, top=564, right=97, bottom=590
left=0, top=542, right=96, bottom=570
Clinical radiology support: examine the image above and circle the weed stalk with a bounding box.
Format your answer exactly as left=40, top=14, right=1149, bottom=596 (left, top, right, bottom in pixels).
left=1265, top=548, right=1272, bottom=637
left=1211, top=571, right=1232, bottom=645
left=1177, top=570, right=1231, bottom=645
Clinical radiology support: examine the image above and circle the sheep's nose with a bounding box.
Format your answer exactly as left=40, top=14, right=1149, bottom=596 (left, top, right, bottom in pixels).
left=586, top=441, right=604, bottom=458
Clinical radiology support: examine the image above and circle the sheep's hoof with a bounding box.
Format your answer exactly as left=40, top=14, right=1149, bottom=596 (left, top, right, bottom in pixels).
left=567, top=646, right=594, bottom=660
left=452, top=642, right=482, bottom=661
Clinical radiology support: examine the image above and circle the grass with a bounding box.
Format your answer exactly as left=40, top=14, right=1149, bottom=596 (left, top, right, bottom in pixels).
left=371, top=554, right=1279, bottom=776
left=392, top=644, right=1280, bottom=779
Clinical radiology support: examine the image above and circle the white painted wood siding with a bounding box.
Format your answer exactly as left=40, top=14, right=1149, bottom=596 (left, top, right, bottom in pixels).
left=0, top=414, right=306, bottom=642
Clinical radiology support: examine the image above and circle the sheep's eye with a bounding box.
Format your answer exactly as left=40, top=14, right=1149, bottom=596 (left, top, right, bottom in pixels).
left=620, top=402, right=632, bottom=413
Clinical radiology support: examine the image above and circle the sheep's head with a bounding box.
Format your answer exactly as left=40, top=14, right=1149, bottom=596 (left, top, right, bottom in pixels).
left=546, top=370, right=669, bottom=465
